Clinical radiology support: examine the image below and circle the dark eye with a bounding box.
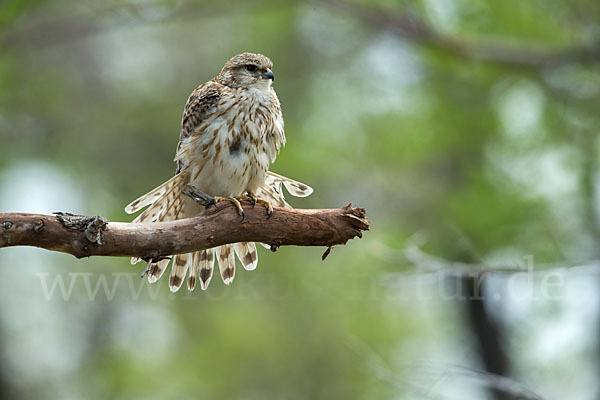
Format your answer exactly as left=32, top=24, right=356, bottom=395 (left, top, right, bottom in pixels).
left=245, top=65, right=257, bottom=72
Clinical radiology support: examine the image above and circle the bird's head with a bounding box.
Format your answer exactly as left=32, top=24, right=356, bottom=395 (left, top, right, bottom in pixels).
left=218, top=52, right=275, bottom=90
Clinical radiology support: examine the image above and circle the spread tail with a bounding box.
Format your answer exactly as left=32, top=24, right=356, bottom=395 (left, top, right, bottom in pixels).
left=125, top=170, right=313, bottom=291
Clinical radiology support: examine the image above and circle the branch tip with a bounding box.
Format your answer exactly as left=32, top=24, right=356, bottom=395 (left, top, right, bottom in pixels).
left=322, top=246, right=333, bottom=260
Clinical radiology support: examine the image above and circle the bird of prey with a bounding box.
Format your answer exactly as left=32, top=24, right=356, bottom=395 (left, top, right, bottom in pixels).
left=124, top=52, right=313, bottom=292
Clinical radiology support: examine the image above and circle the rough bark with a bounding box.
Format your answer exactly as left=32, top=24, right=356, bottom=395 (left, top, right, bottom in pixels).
left=0, top=201, right=369, bottom=260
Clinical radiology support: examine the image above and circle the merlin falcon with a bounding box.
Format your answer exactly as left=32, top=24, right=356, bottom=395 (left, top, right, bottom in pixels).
left=125, top=53, right=313, bottom=292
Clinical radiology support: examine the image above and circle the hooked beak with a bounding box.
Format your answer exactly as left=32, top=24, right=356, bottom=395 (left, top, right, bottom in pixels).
left=262, top=69, right=274, bottom=81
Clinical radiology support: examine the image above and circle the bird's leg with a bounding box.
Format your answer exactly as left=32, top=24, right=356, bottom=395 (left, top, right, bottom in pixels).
left=242, top=192, right=273, bottom=219
left=182, top=185, right=216, bottom=207
left=213, top=196, right=245, bottom=222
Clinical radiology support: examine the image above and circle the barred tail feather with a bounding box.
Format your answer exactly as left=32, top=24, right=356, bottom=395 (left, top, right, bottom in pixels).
left=148, top=258, right=170, bottom=284
left=131, top=179, right=187, bottom=224
left=266, top=171, right=313, bottom=198
left=126, top=173, right=189, bottom=266
left=256, top=172, right=314, bottom=250
left=199, top=249, right=215, bottom=290
left=255, top=171, right=313, bottom=210
left=170, top=253, right=192, bottom=292
left=254, top=185, right=289, bottom=208
left=187, top=251, right=200, bottom=291
left=216, top=245, right=235, bottom=285
left=130, top=193, right=173, bottom=224
left=124, top=173, right=187, bottom=214
left=166, top=196, right=192, bottom=292
left=233, top=242, right=258, bottom=271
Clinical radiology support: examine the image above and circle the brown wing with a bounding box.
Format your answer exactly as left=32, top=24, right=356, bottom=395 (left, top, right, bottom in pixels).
left=176, top=80, right=222, bottom=173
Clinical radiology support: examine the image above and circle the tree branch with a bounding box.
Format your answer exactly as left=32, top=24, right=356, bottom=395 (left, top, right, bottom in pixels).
left=0, top=201, right=369, bottom=260
left=323, top=0, right=600, bottom=69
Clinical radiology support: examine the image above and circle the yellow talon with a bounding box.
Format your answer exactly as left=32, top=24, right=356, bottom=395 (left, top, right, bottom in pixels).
left=245, top=193, right=257, bottom=206
left=245, top=192, right=273, bottom=218
left=214, top=196, right=245, bottom=221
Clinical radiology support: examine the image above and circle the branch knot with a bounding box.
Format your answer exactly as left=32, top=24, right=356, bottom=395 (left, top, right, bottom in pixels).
left=54, top=212, right=108, bottom=245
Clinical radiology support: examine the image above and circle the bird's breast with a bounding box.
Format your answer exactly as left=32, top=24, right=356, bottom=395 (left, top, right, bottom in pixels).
left=182, top=88, right=284, bottom=197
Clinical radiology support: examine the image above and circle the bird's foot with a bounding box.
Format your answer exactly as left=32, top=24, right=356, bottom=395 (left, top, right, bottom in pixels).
left=214, top=196, right=245, bottom=222
left=244, top=192, right=258, bottom=206
left=244, top=192, right=273, bottom=219
left=182, top=186, right=247, bottom=222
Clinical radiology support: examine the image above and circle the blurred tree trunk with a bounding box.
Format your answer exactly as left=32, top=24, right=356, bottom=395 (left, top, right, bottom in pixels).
left=576, top=127, right=600, bottom=400
left=461, top=276, right=511, bottom=400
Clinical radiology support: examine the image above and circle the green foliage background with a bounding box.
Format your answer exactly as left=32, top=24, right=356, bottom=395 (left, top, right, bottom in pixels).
left=1, top=0, right=599, bottom=398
